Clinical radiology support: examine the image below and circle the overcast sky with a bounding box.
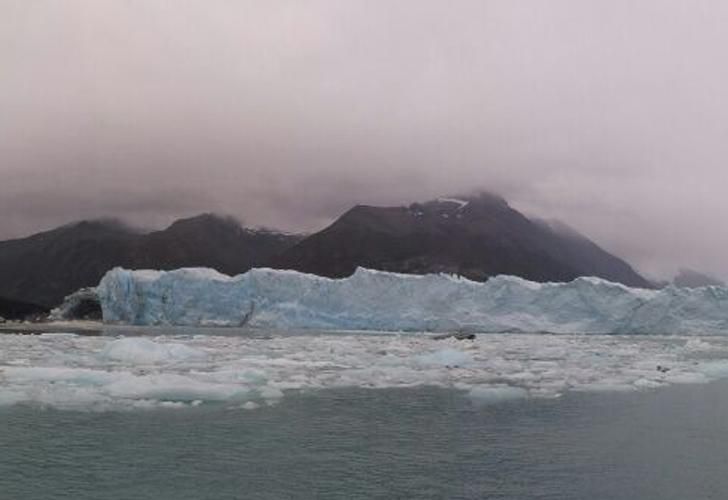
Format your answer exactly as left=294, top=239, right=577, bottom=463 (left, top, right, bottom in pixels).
left=2, top=1, right=728, bottom=279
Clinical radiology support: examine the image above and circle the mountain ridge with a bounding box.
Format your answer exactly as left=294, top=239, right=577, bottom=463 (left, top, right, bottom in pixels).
left=274, top=193, right=650, bottom=288
left=0, top=193, right=652, bottom=313
left=0, top=214, right=302, bottom=308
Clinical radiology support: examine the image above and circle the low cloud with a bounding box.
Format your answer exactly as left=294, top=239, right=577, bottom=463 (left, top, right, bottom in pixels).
left=2, top=0, right=728, bottom=279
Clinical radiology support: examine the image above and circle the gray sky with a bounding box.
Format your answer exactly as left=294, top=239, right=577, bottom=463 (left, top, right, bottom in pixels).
left=2, top=1, right=728, bottom=280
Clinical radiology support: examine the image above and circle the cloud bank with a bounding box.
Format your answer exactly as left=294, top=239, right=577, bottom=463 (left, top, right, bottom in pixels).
left=2, top=1, right=728, bottom=279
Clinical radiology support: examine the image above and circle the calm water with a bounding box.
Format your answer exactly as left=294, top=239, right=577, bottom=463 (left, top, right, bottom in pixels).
left=1, top=383, right=727, bottom=500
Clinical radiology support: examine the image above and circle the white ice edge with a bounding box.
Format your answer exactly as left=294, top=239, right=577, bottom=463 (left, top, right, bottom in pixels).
left=95, top=267, right=728, bottom=335
left=1, top=333, right=728, bottom=411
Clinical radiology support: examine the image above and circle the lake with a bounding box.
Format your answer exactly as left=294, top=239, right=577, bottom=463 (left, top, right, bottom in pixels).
left=1, top=327, right=727, bottom=499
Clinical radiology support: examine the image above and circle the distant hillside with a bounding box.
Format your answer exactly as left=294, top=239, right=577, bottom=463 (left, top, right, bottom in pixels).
left=0, top=296, right=48, bottom=321
left=130, top=214, right=302, bottom=275
left=274, top=193, right=650, bottom=288
left=0, top=215, right=302, bottom=308
left=673, top=268, right=725, bottom=288
left=0, top=194, right=652, bottom=310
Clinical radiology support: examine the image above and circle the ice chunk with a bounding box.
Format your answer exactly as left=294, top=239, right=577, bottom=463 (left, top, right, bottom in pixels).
left=104, top=373, right=246, bottom=402
left=697, top=361, right=728, bottom=379
left=468, top=386, right=529, bottom=405
left=684, top=338, right=715, bottom=351
left=416, top=349, right=472, bottom=367
left=94, top=267, right=728, bottom=335
left=102, top=337, right=206, bottom=364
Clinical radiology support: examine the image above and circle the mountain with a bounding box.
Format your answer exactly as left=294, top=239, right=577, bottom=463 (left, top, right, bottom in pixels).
left=0, top=215, right=302, bottom=308
left=274, top=193, right=650, bottom=288
left=0, top=220, right=139, bottom=310
left=0, top=296, right=48, bottom=321
left=0, top=195, right=651, bottom=310
left=130, top=214, right=302, bottom=276
left=673, top=268, right=725, bottom=288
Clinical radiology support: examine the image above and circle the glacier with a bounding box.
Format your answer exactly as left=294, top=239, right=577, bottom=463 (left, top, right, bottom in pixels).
left=95, top=267, right=728, bottom=334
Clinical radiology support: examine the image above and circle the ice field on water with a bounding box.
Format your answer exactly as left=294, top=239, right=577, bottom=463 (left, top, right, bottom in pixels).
left=4, top=327, right=728, bottom=499
left=20, top=266, right=728, bottom=410
left=3, top=329, right=728, bottom=410
left=7, top=264, right=728, bottom=499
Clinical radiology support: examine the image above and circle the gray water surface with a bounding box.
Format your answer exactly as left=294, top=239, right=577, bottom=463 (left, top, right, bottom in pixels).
left=1, top=383, right=727, bottom=500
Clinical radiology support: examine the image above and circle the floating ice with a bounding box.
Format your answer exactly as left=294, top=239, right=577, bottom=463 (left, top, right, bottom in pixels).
left=468, top=386, right=529, bottom=405
left=2, top=332, right=728, bottom=411
left=416, top=349, right=472, bottom=367
left=102, top=337, right=206, bottom=364
left=96, top=267, right=728, bottom=334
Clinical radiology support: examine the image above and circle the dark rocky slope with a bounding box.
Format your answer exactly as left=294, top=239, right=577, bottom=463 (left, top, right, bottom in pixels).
left=0, top=296, right=49, bottom=321
left=0, top=215, right=302, bottom=308
left=0, top=194, right=651, bottom=311
left=274, top=193, right=650, bottom=288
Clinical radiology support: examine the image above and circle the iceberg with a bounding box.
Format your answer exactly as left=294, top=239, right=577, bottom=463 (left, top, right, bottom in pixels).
left=101, top=337, right=207, bottom=364
left=94, top=267, right=728, bottom=334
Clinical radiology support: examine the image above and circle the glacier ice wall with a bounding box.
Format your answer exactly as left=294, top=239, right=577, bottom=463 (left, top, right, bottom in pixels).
left=96, top=267, right=728, bottom=334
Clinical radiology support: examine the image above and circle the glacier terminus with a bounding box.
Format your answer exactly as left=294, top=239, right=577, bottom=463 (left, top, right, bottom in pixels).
left=81, top=267, right=728, bottom=335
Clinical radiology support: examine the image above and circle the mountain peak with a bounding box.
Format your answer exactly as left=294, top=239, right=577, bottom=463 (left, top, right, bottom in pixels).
left=57, top=218, right=139, bottom=236
left=166, top=213, right=243, bottom=232
left=275, top=192, right=649, bottom=288
left=0, top=213, right=302, bottom=308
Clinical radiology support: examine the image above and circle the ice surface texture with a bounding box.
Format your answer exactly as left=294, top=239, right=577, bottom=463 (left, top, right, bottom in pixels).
left=98, top=267, right=728, bottom=334
left=1, top=333, right=728, bottom=410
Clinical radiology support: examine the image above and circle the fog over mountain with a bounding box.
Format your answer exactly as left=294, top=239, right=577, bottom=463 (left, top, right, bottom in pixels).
left=3, top=1, right=728, bottom=280
left=274, top=194, right=649, bottom=288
